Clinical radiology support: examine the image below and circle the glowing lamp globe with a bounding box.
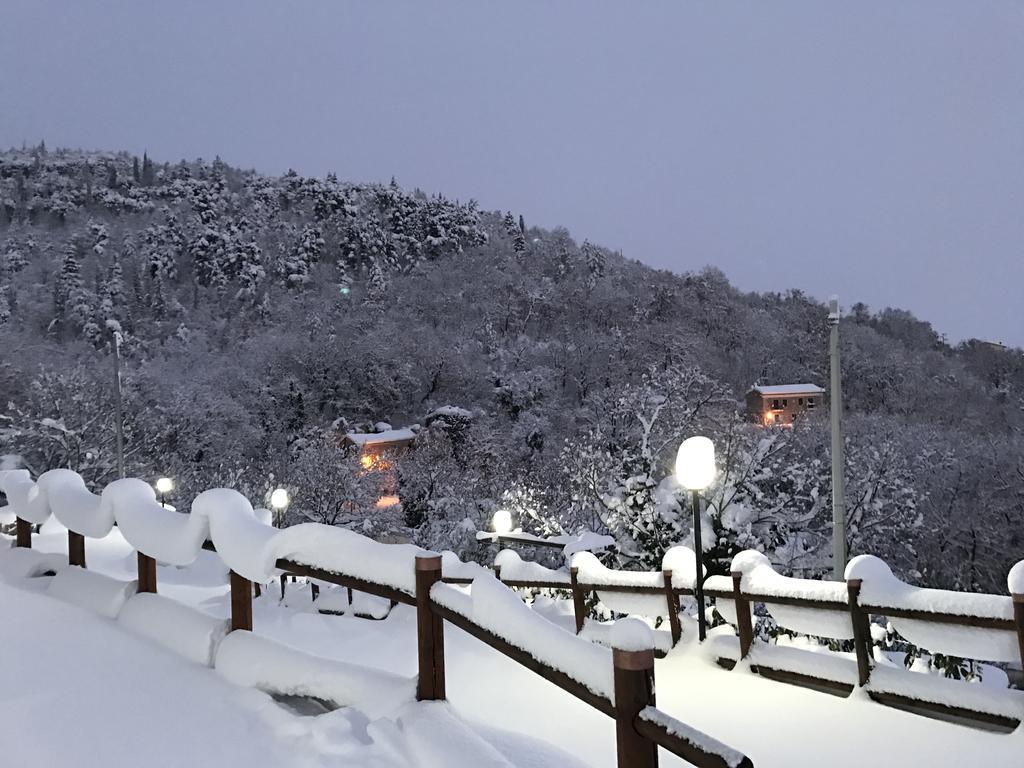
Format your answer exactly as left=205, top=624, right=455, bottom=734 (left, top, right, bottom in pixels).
left=492, top=509, right=513, bottom=535
left=270, top=488, right=290, bottom=510
left=675, top=436, right=716, bottom=491
left=155, top=477, right=173, bottom=494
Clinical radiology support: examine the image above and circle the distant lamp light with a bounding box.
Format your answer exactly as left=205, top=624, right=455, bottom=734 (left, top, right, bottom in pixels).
left=269, top=487, right=290, bottom=528
left=675, top=436, right=716, bottom=491
left=492, top=509, right=513, bottom=535
left=155, top=477, right=174, bottom=495
left=675, top=436, right=716, bottom=643
left=270, top=488, right=290, bottom=510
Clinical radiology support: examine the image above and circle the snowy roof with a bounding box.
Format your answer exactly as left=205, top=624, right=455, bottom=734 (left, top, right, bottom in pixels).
left=749, top=384, right=825, bottom=396
left=344, top=428, right=416, bottom=447
left=426, top=405, right=474, bottom=420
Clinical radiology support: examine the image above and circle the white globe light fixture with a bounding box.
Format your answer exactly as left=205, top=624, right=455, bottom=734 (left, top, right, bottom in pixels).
left=675, top=436, right=715, bottom=490
left=492, top=509, right=513, bottom=535
left=155, top=477, right=174, bottom=506
left=675, top=436, right=716, bottom=643
left=270, top=488, right=290, bottom=511
left=269, top=487, right=290, bottom=529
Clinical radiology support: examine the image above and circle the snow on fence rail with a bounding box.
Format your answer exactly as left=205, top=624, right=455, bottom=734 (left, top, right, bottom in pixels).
left=0, top=469, right=752, bottom=768
left=700, top=550, right=1024, bottom=731
left=454, top=530, right=1024, bottom=732
left=441, top=545, right=707, bottom=649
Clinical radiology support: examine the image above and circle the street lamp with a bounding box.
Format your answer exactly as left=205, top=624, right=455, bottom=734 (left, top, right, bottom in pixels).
left=270, top=487, right=289, bottom=527
left=676, top=436, right=716, bottom=642
left=155, top=477, right=173, bottom=508
left=492, top=509, right=513, bottom=535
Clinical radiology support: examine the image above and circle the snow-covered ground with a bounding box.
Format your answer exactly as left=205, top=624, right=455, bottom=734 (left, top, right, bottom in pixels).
left=3, top=526, right=1021, bottom=767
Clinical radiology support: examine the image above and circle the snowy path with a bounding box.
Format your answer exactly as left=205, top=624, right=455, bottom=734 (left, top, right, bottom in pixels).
left=8, top=528, right=1024, bottom=767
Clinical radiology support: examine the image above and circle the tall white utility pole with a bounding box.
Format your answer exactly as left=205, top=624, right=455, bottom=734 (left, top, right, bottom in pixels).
left=828, top=296, right=846, bottom=580
left=111, top=327, right=125, bottom=479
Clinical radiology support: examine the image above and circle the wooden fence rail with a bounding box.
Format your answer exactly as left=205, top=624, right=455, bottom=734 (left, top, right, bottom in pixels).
left=7, top=522, right=738, bottom=768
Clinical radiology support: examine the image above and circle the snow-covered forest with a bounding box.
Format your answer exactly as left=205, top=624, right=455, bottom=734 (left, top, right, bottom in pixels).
left=1, top=144, right=1021, bottom=594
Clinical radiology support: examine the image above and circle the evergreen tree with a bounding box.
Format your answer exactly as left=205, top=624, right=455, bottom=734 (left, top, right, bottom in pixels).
left=141, top=152, right=155, bottom=186
left=55, top=242, right=82, bottom=321
left=582, top=240, right=605, bottom=288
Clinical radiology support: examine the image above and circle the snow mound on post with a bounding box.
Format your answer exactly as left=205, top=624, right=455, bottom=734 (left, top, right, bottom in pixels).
left=846, top=555, right=1018, bottom=661
left=200, top=489, right=279, bottom=582
left=494, top=549, right=570, bottom=584
left=571, top=552, right=667, bottom=617
left=1008, top=560, right=1024, bottom=595
left=214, top=631, right=414, bottom=718
left=463, top=574, right=614, bottom=700
left=0, top=469, right=48, bottom=524
left=117, top=593, right=230, bottom=666
left=0, top=547, right=68, bottom=581
left=661, top=545, right=705, bottom=589
left=46, top=566, right=137, bottom=619
left=610, top=616, right=654, bottom=652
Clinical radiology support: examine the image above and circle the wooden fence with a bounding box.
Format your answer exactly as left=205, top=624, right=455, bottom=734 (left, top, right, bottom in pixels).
left=701, top=573, right=1024, bottom=732
left=443, top=548, right=1024, bottom=733
left=9, top=519, right=752, bottom=768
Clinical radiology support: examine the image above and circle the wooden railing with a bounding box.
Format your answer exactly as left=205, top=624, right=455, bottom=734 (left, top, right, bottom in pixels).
left=444, top=566, right=689, bottom=647
left=701, top=573, right=1024, bottom=732
left=9, top=522, right=752, bottom=768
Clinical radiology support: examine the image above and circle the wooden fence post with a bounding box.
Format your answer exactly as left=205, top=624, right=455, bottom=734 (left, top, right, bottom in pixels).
left=15, top=517, right=32, bottom=548
left=68, top=530, right=86, bottom=568
left=415, top=554, right=446, bottom=701
left=230, top=570, right=253, bottom=632
left=613, top=645, right=658, bottom=768
left=570, top=566, right=586, bottom=635
left=731, top=571, right=754, bottom=660
left=847, top=579, right=872, bottom=686
left=662, top=569, right=681, bottom=645
left=1012, top=593, right=1024, bottom=674
left=137, top=552, right=157, bottom=593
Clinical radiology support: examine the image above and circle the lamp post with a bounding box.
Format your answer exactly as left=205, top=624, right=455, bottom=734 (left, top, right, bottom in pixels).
left=155, top=477, right=173, bottom=508
left=676, top=436, right=716, bottom=642
left=828, top=296, right=847, bottom=581
left=270, top=487, right=290, bottom=528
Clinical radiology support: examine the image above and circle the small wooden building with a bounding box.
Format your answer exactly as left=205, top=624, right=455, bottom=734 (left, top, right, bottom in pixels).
left=745, top=384, right=825, bottom=426
left=342, top=428, right=416, bottom=509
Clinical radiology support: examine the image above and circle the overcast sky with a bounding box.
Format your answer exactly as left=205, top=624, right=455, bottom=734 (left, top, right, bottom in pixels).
left=2, top=1, right=1022, bottom=345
